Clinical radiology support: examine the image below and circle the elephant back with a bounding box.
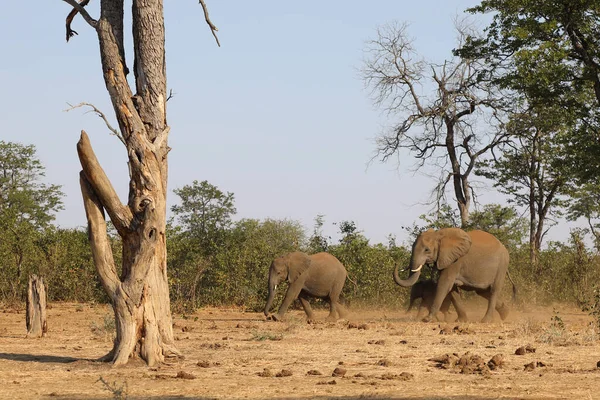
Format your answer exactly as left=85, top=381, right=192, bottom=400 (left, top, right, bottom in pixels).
left=311, top=252, right=347, bottom=273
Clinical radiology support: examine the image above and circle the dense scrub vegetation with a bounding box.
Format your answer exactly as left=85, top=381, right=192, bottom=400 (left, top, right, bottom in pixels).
left=1, top=144, right=599, bottom=316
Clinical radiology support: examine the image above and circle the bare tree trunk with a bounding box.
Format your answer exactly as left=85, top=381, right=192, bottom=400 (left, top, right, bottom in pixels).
left=63, top=0, right=218, bottom=366
left=446, top=119, right=470, bottom=227
left=74, top=0, right=178, bottom=367
left=26, top=275, right=47, bottom=338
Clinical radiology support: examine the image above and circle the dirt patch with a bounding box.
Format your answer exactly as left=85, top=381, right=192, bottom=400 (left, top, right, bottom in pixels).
left=0, top=303, right=599, bottom=399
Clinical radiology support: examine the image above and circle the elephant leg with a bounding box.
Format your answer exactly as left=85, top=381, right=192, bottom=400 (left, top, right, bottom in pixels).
left=496, top=301, right=510, bottom=320
left=423, top=270, right=456, bottom=322
left=479, top=270, right=507, bottom=322
left=298, top=292, right=316, bottom=322
left=326, top=279, right=346, bottom=321
left=272, top=281, right=304, bottom=321
left=449, top=289, right=468, bottom=322
left=477, top=290, right=509, bottom=322
left=439, top=294, right=452, bottom=322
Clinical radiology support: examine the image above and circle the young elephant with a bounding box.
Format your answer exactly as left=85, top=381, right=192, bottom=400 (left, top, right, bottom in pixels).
left=264, top=251, right=348, bottom=322
left=407, top=279, right=463, bottom=322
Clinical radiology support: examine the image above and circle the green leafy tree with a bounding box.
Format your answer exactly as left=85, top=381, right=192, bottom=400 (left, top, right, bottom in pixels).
left=461, top=0, right=600, bottom=108
left=171, top=180, right=236, bottom=257
left=477, top=106, right=571, bottom=264
left=459, top=0, right=600, bottom=263
left=169, top=180, right=237, bottom=310
left=0, top=141, right=63, bottom=300
left=467, top=204, right=527, bottom=248
left=307, top=214, right=330, bottom=253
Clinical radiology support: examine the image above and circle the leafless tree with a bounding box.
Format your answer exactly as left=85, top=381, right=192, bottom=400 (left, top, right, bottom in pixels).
left=61, top=0, right=219, bottom=366
left=361, top=21, right=509, bottom=227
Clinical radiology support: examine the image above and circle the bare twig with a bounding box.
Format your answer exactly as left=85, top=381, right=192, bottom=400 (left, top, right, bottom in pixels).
left=198, top=0, right=221, bottom=47
left=166, top=89, right=175, bottom=102
left=65, top=102, right=126, bottom=145
left=63, top=0, right=97, bottom=41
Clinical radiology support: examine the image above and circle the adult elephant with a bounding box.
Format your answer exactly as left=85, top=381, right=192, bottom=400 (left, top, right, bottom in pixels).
left=264, top=251, right=348, bottom=322
left=394, top=228, right=515, bottom=322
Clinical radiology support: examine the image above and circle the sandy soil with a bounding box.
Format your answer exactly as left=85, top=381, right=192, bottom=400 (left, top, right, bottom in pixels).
left=1, top=301, right=599, bottom=400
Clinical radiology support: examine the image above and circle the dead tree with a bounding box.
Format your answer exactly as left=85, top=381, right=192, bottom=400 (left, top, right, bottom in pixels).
left=26, top=275, right=47, bottom=338
left=361, top=22, right=508, bottom=227
left=61, top=0, right=219, bottom=366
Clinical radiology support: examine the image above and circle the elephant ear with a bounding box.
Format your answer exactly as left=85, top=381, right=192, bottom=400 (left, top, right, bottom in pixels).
left=286, top=252, right=312, bottom=282
left=437, top=228, right=472, bottom=270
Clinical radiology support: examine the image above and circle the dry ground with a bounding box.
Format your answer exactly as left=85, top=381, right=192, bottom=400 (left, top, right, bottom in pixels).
left=1, top=301, right=599, bottom=399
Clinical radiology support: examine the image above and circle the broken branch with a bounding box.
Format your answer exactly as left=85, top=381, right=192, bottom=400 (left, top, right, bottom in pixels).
left=199, top=0, right=221, bottom=47
left=77, top=131, right=133, bottom=235
left=63, top=0, right=96, bottom=41
left=65, top=102, right=126, bottom=145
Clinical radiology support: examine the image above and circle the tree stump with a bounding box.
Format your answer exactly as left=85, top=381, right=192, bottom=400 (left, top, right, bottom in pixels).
left=26, top=274, right=47, bottom=338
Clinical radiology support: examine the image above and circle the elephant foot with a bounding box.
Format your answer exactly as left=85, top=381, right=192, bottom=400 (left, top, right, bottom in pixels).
left=421, top=315, right=434, bottom=323
left=497, top=304, right=510, bottom=321
left=267, top=313, right=283, bottom=322
left=456, top=316, right=469, bottom=323
left=480, top=315, right=493, bottom=323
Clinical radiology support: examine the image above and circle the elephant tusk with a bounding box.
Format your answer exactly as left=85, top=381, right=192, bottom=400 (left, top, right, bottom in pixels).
left=411, top=264, right=423, bottom=273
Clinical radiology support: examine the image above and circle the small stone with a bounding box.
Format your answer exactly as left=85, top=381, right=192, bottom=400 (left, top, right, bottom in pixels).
left=175, top=371, right=196, bottom=380
left=399, top=372, right=414, bottom=381
left=524, top=362, right=536, bottom=371
left=257, top=368, right=273, bottom=377
left=515, top=346, right=527, bottom=355
left=307, top=370, right=322, bottom=376
left=275, top=369, right=293, bottom=377
left=332, top=367, right=347, bottom=377
left=197, top=360, right=211, bottom=368
left=488, top=354, right=504, bottom=370
left=317, top=379, right=337, bottom=385
left=377, top=359, right=392, bottom=367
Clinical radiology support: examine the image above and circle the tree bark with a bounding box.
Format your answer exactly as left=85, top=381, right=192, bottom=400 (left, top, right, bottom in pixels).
left=26, top=275, right=47, bottom=338
left=445, top=118, right=470, bottom=227
left=75, top=0, right=178, bottom=367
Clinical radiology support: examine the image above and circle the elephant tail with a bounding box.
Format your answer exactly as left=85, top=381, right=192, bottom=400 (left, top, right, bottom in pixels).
left=507, top=270, right=517, bottom=303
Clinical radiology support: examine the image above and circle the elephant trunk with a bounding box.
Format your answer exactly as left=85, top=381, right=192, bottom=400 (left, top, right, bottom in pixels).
left=264, top=275, right=277, bottom=316
left=393, top=262, right=422, bottom=287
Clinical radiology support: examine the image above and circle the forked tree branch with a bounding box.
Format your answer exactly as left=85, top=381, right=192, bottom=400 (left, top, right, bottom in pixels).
left=63, top=0, right=97, bottom=41
left=199, top=0, right=221, bottom=47
left=79, top=172, right=120, bottom=298
left=65, top=102, right=126, bottom=145
left=77, top=131, right=133, bottom=235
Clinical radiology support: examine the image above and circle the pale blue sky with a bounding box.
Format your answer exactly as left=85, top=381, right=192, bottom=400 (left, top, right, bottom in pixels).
left=0, top=1, right=574, bottom=246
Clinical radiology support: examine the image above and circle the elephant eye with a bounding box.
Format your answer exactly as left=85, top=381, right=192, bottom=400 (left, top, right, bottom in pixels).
left=424, top=247, right=430, bottom=252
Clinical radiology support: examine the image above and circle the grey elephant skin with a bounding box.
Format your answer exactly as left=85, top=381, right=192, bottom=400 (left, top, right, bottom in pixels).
left=407, top=279, right=459, bottom=321
left=394, top=228, right=516, bottom=322
left=264, top=251, right=348, bottom=322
